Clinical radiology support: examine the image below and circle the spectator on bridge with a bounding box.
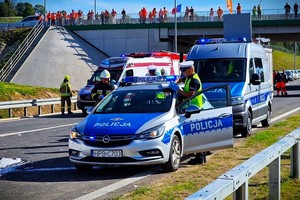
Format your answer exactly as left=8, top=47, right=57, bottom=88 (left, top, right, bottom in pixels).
left=237, top=3, right=242, bottom=14
left=185, top=6, right=190, bottom=22
left=141, top=7, right=147, bottom=24
left=163, top=7, right=168, bottom=23
left=257, top=4, right=262, bottom=20
left=51, top=12, right=56, bottom=26
left=252, top=5, right=257, bottom=19
left=149, top=11, right=154, bottom=23
left=284, top=2, right=291, bottom=19
left=158, top=8, right=164, bottom=23
left=217, top=6, right=223, bottom=21
left=152, top=8, right=157, bottom=23
left=121, top=8, right=126, bottom=23
left=111, top=9, right=117, bottom=24
left=104, top=9, right=109, bottom=24
left=56, top=11, right=62, bottom=26
left=189, top=6, right=194, bottom=22
left=209, top=8, right=214, bottom=22
left=78, top=10, right=83, bottom=25
left=100, top=11, right=105, bottom=24
left=294, top=2, right=299, bottom=18
left=47, top=11, right=51, bottom=26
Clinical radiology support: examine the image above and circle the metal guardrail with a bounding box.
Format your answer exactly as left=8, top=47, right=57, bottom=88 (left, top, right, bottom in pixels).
left=0, top=21, right=45, bottom=82
left=0, top=97, right=77, bottom=118
left=186, top=128, right=300, bottom=200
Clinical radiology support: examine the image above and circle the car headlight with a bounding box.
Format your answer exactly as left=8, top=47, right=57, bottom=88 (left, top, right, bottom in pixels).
left=137, top=124, right=165, bottom=140
left=231, top=96, right=244, bottom=106
left=70, top=129, right=82, bottom=139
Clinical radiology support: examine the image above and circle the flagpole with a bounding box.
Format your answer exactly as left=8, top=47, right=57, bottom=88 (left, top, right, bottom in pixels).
left=174, top=0, right=178, bottom=53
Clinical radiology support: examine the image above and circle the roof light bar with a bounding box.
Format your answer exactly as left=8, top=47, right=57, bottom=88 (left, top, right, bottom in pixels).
left=124, top=75, right=178, bottom=83
left=195, top=37, right=248, bottom=45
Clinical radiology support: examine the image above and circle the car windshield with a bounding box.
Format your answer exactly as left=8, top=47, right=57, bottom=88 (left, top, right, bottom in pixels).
left=94, top=89, right=173, bottom=113
left=89, top=70, right=123, bottom=85
left=192, top=59, right=246, bottom=82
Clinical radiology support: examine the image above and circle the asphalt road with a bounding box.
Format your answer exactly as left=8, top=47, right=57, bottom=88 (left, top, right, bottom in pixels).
left=1, top=80, right=300, bottom=200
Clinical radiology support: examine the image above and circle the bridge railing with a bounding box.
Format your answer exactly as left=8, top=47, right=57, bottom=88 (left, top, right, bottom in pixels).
left=0, top=21, right=45, bottom=82
left=45, top=8, right=298, bottom=26
left=186, top=128, right=300, bottom=200
left=0, top=97, right=77, bottom=118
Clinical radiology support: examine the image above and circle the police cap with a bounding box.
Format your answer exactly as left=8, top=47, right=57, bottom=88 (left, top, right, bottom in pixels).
left=148, top=65, right=157, bottom=71
left=180, top=61, right=194, bottom=72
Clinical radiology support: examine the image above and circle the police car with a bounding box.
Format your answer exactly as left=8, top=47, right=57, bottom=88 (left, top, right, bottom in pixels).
left=69, top=76, right=234, bottom=172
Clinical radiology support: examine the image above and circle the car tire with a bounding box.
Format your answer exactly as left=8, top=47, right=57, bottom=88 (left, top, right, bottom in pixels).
left=261, top=105, right=271, bottom=127
left=241, top=111, right=252, bottom=137
left=162, top=135, right=181, bottom=172
left=74, top=164, right=93, bottom=171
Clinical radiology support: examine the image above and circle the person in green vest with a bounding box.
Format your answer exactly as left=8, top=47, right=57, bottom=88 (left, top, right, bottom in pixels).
left=169, top=61, right=206, bottom=165
left=169, top=60, right=203, bottom=108
left=60, top=75, right=72, bottom=115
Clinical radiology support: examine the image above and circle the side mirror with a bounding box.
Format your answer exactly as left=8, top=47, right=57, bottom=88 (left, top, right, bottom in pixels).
left=87, top=79, right=90, bottom=84
left=251, top=73, right=261, bottom=85
left=87, top=106, right=94, bottom=115
left=184, top=105, right=201, bottom=118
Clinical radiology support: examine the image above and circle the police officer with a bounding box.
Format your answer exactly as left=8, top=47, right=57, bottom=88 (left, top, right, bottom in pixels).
left=91, top=70, right=115, bottom=103
left=60, top=75, right=72, bottom=115
left=169, top=61, right=206, bottom=165
left=169, top=60, right=203, bottom=108
left=146, top=65, right=160, bottom=76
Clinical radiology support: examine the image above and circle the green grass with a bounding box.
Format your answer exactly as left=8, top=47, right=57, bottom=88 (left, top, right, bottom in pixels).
left=273, top=50, right=300, bottom=71
left=0, top=17, right=22, bottom=23
left=0, top=82, right=60, bottom=118
left=119, top=114, right=300, bottom=200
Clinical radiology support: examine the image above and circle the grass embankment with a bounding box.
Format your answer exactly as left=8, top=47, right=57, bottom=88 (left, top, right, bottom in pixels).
left=0, top=28, right=31, bottom=70
left=0, top=17, right=22, bottom=23
left=117, top=115, right=300, bottom=200
left=0, top=82, right=60, bottom=118
left=273, top=50, right=300, bottom=70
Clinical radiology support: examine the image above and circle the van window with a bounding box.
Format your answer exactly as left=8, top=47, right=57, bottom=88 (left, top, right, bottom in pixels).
left=193, top=59, right=246, bottom=83
left=249, top=58, right=255, bottom=83
left=254, top=58, right=265, bottom=82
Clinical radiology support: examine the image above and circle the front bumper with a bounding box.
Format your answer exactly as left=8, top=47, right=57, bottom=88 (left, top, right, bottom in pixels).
left=69, top=137, right=170, bottom=166
left=76, top=100, right=96, bottom=110
left=232, top=103, right=247, bottom=128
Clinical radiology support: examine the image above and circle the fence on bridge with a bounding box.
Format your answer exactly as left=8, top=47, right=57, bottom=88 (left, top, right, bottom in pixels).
left=0, top=97, right=77, bottom=118
left=186, top=128, right=300, bottom=200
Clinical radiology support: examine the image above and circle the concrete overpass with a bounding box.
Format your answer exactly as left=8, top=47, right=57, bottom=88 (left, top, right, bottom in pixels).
left=67, top=18, right=300, bottom=56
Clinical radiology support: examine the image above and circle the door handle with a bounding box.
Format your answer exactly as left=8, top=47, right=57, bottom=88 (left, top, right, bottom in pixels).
left=218, top=113, right=231, bottom=118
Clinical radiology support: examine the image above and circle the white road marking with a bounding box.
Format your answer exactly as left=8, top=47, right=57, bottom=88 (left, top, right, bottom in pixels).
left=0, top=123, right=77, bottom=137
left=74, top=168, right=158, bottom=200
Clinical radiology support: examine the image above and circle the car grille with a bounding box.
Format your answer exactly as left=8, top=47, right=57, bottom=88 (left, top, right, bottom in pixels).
left=81, top=157, right=138, bottom=163
left=82, top=135, right=137, bottom=147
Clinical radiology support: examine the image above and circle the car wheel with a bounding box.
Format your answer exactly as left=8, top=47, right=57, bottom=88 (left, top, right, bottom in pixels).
left=162, top=135, right=181, bottom=172
left=241, top=111, right=252, bottom=137
left=261, top=105, right=271, bottom=127
left=74, top=164, right=93, bottom=171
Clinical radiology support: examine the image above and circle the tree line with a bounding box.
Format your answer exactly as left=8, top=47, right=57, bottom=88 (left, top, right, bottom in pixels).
left=0, top=0, right=44, bottom=18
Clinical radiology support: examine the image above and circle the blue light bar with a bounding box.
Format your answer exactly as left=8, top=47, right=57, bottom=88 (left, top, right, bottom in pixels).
left=89, top=136, right=95, bottom=140
left=196, top=37, right=248, bottom=45
left=124, top=75, right=178, bottom=83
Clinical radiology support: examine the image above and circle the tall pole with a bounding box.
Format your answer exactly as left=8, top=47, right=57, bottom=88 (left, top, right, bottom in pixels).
left=174, top=0, right=178, bottom=53
left=294, top=42, right=297, bottom=71
left=94, top=0, right=96, bottom=12
left=44, top=0, right=46, bottom=16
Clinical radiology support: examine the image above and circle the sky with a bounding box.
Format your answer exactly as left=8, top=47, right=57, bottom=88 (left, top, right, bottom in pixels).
left=13, top=0, right=299, bottom=15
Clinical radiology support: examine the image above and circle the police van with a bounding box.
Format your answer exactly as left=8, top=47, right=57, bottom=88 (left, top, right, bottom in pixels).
left=69, top=76, right=233, bottom=172
left=77, top=52, right=185, bottom=115
left=186, top=38, right=273, bottom=137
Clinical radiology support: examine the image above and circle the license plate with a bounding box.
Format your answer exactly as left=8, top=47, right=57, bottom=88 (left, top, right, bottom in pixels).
left=92, top=150, right=122, bottom=157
